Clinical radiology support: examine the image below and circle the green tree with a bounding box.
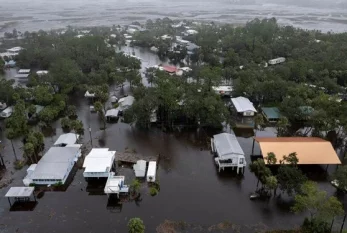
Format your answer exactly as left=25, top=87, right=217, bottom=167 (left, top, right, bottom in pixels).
left=254, top=114, right=265, bottom=130
left=70, top=119, right=84, bottom=135
left=264, top=175, right=278, bottom=195
left=265, top=152, right=277, bottom=165
left=276, top=116, right=290, bottom=136
left=249, top=159, right=272, bottom=189
left=130, top=179, right=141, bottom=194
left=292, top=181, right=344, bottom=222
left=277, top=166, right=307, bottom=196
left=6, top=129, right=18, bottom=161
left=331, top=166, right=347, bottom=192
left=24, top=143, right=35, bottom=164
left=94, top=101, right=106, bottom=130
left=128, top=218, right=145, bottom=233
left=32, top=85, right=54, bottom=106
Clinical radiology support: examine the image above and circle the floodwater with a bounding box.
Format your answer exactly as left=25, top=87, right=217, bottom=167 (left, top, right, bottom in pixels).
left=0, top=48, right=346, bottom=233
left=0, top=0, right=346, bottom=33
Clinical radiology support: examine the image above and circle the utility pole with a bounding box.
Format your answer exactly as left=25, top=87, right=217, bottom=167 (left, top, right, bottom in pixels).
left=340, top=214, right=346, bottom=233
left=88, top=126, right=93, bottom=147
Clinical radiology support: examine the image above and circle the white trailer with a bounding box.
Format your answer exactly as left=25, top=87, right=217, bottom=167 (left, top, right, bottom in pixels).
left=0, top=106, right=13, bottom=118
left=268, top=57, right=286, bottom=65
left=146, top=161, right=157, bottom=182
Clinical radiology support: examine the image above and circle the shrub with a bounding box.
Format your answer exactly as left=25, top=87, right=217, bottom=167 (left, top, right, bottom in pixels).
left=301, top=218, right=329, bottom=233
left=14, top=160, right=25, bottom=170
left=128, top=218, right=145, bottom=233
left=150, top=186, right=158, bottom=196
left=130, top=179, right=141, bottom=194
left=61, top=117, right=71, bottom=129
left=53, top=181, right=63, bottom=187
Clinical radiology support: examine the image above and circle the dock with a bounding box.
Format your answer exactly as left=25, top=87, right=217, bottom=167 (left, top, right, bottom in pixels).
left=116, top=152, right=159, bottom=164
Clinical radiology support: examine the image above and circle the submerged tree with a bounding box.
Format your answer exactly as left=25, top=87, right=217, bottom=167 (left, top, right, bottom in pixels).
left=292, top=181, right=344, bottom=223
left=94, top=101, right=107, bottom=130
left=277, top=166, right=307, bottom=196
left=249, top=158, right=272, bottom=189
left=128, top=218, right=145, bottom=233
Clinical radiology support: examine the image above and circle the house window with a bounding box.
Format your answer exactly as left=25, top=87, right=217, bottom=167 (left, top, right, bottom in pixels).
left=239, top=158, right=244, bottom=165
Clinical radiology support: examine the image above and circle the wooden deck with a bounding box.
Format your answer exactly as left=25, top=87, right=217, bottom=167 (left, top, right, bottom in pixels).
left=116, top=152, right=159, bottom=164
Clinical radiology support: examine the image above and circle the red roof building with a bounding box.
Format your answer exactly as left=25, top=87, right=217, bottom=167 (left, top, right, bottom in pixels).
left=162, top=65, right=177, bottom=73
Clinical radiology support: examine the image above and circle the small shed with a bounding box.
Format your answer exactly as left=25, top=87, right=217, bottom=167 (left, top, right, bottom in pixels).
left=84, top=91, right=95, bottom=98
left=146, top=161, right=157, bottom=182
left=231, top=97, right=257, bottom=116
left=15, top=73, right=29, bottom=79
left=53, top=133, right=79, bottom=147
left=36, top=70, right=49, bottom=76
left=133, top=160, right=147, bottom=178
left=261, top=107, right=281, bottom=122
left=105, top=109, right=119, bottom=122
left=5, top=187, right=36, bottom=208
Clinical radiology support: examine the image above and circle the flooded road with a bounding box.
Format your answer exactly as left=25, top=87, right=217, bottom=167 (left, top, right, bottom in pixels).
left=0, top=0, right=346, bottom=33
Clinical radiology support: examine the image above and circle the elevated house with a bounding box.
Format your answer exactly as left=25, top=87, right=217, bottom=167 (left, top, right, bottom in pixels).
left=211, top=132, right=246, bottom=173
left=23, top=146, right=82, bottom=186
left=83, top=148, right=116, bottom=181
left=118, top=96, right=135, bottom=114
left=261, top=107, right=281, bottom=122
left=230, top=97, right=257, bottom=127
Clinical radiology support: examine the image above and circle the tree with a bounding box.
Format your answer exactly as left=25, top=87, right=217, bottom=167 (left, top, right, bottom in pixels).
left=265, top=152, right=277, bottom=165
left=128, top=218, right=145, bottom=233
left=249, top=159, right=272, bottom=188
left=254, top=114, right=265, bottom=130
left=24, top=143, right=35, bottom=164
left=280, top=152, right=299, bottom=166
left=6, top=129, right=18, bottom=161
left=264, top=175, right=278, bottom=195
left=32, top=85, right=54, bottom=106
left=70, top=119, right=84, bottom=135
left=94, top=101, right=106, bottom=130
left=130, top=179, right=141, bottom=194
left=332, top=165, right=347, bottom=191
left=276, top=116, right=290, bottom=136
left=277, top=166, right=307, bottom=196
left=292, top=181, right=344, bottom=222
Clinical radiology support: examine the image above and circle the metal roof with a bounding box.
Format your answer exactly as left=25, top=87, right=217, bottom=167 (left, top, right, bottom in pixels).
left=105, top=109, right=119, bottom=117
left=255, top=137, right=341, bottom=165
left=83, top=148, right=116, bottom=173
left=261, top=107, right=281, bottom=119
left=5, top=187, right=34, bottom=197
left=118, top=96, right=134, bottom=108
left=231, top=97, right=257, bottom=113
left=213, top=132, right=244, bottom=159
left=53, top=133, right=79, bottom=146
left=133, top=160, right=147, bottom=177
left=15, top=74, right=29, bottom=79
left=30, top=147, right=80, bottom=180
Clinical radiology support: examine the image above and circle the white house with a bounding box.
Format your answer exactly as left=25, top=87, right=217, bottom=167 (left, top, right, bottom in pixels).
left=83, top=148, right=116, bottom=180
left=211, top=132, right=246, bottom=173
left=146, top=161, right=157, bottom=182
left=161, top=34, right=172, bottom=40
left=53, top=133, right=79, bottom=147
left=268, top=57, right=286, bottom=65
left=36, top=70, right=49, bottom=76
left=23, top=146, right=81, bottom=186
left=18, top=69, right=30, bottom=74
left=186, top=29, right=198, bottom=35
left=212, top=86, right=233, bottom=96
left=0, top=106, right=13, bottom=118
left=231, top=97, right=257, bottom=116
left=6, top=47, right=23, bottom=55
left=118, top=96, right=135, bottom=111
left=133, top=160, right=147, bottom=178
left=84, top=91, right=95, bottom=98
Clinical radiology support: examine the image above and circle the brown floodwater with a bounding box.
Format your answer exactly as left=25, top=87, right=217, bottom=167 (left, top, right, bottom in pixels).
left=0, top=48, right=346, bottom=233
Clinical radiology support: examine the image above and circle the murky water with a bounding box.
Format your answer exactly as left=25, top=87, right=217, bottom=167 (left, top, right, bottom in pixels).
left=0, top=0, right=346, bottom=33
left=0, top=47, right=346, bottom=233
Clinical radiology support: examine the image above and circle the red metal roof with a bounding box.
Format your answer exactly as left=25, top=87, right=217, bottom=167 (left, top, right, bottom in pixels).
left=162, top=65, right=177, bottom=73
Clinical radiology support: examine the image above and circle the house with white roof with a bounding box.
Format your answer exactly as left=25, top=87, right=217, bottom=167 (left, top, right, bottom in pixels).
left=231, top=96, right=257, bottom=127
left=23, top=146, right=82, bottom=186
left=231, top=97, right=257, bottom=116
left=211, top=132, right=246, bottom=173
left=83, top=148, right=116, bottom=180
left=118, top=96, right=135, bottom=112
left=53, top=133, right=79, bottom=147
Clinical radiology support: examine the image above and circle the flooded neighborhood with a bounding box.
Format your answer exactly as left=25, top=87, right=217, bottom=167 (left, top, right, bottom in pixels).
left=0, top=1, right=347, bottom=233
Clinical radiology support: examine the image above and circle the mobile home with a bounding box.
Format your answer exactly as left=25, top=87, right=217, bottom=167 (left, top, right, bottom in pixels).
left=146, top=161, right=157, bottom=182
